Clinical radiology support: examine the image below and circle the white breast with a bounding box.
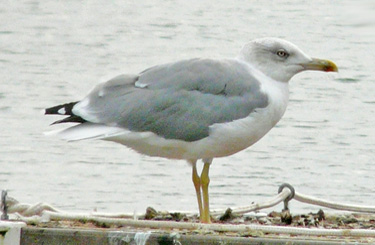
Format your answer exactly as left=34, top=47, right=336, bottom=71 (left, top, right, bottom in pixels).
left=185, top=78, right=289, bottom=159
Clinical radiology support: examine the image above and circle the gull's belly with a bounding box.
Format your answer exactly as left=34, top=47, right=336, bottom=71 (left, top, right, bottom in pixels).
left=186, top=102, right=286, bottom=159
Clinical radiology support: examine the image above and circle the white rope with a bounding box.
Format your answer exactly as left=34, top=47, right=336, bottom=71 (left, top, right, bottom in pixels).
left=4, top=195, right=61, bottom=217
left=4, top=186, right=375, bottom=219
left=89, top=188, right=291, bottom=218
left=21, top=211, right=375, bottom=238
left=212, top=188, right=291, bottom=215
left=4, top=187, right=375, bottom=238
left=4, top=187, right=375, bottom=219
left=1, top=189, right=291, bottom=219
left=294, top=191, right=375, bottom=213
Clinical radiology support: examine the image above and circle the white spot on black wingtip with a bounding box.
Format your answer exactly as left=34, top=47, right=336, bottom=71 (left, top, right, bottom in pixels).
left=58, top=108, right=66, bottom=115
left=134, top=80, right=148, bottom=88
left=98, top=89, right=104, bottom=97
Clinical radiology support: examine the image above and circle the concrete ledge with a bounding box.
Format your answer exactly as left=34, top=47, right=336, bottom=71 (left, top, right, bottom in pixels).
left=0, top=221, right=26, bottom=245
left=20, top=227, right=356, bottom=245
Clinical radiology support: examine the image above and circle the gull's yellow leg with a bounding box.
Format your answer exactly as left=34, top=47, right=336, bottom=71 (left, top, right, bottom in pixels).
left=190, top=160, right=203, bottom=219
left=200, top=159, right=212, bottom=223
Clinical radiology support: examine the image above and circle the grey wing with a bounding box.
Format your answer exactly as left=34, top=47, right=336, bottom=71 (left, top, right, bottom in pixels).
left=73, top=58, right=269, bottom=142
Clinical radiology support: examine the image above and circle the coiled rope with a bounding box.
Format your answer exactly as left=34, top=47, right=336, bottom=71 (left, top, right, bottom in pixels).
left=36, top=211, right=375, bottom=237
left=2, top=184, right=375, bottom=238
left=294, top=192, right=375, bottom=213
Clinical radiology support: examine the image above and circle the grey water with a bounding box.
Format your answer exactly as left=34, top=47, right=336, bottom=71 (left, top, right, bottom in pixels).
left=1, top=0, right=375, bottom=215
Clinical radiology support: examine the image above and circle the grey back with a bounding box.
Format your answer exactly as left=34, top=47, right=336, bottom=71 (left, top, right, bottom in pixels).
left=75, top=58, right=269, bottom=142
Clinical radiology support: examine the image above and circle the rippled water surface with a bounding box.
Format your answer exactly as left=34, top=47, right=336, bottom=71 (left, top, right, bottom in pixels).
left=1, top=0, right=375, bottom=214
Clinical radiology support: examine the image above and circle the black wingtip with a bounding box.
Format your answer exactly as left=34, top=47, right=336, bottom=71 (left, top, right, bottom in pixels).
left=45, top=101, right=87, bottom=125
left=50, top=115, right=87, bottom=125
left=45, top=101, right=79, bottom=115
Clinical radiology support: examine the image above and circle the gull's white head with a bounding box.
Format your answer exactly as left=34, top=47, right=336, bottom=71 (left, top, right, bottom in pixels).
left=238, top=37, right=338, bottom=83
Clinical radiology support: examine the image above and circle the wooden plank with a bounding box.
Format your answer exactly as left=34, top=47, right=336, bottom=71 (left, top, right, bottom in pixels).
left=20, top=227, right=352, bottom=245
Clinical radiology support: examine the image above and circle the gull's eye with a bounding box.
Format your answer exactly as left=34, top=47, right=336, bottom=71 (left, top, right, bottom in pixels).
left=276, top=50, right=289, bottom=58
